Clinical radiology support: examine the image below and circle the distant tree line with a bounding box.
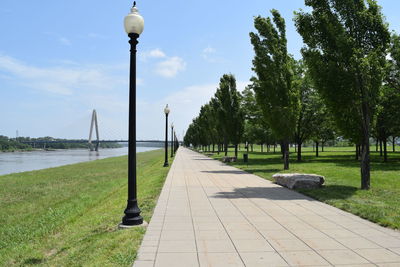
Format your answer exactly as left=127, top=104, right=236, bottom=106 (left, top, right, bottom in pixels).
left=0, top=136, right=121, bottom=151
left=184, top=0, right=400, bottom=190
left=0, top=136, right=32, bottom=151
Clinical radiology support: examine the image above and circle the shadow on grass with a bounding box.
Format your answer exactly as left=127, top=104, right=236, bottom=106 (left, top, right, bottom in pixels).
left=210, top=185, right=358, bottom=201
left=217, top=153, right=400, bottom=172
left=244, top=168, right=281, bottom=174
left=297, top=185, right=358, bottom=201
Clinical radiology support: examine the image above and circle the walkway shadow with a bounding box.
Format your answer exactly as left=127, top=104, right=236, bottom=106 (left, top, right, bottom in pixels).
left=211, top=185, right=358, bottom=201
left=202, top=170, right=248, bottom=174
left=193, top=158, right=215, bottom=161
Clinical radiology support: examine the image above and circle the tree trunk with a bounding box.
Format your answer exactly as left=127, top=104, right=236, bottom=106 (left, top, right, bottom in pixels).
left=273, top=144, right=276, bottom=154
left=295, top=144, right=297, bottom=153
left=224, top=137, right=228, bottom=156
left=261, top=144, right=263, bottom=153
left=384, top=138, right=387, bottom=162
left=393, top=136, right=396, bottom=152
left=212, top=144, right=215, bottom=153
left=315, top=142, right=319, bottom=157
left=234, top=144, right=238, bottom=158
left=297, top=142, right=302, bottom=162
left=356, top=145, right=359, bottom=160
left=360, top=101, right=371, bottom=190
left=322, top=142, right=325, bottom=152
left=217, top=144, right=220, bottom=154
left=380, top=140, right=383, bottom=156
left=251, top=144, right=254, bottom=152
left=267, top=145, right=270, bottom=152
left=376, top=139, right=378, bottom=152
left=283, top=140, right=289, bottom=170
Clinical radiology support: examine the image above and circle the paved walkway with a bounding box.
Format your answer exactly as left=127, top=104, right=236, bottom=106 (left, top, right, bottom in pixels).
left=134, top=147, right=400, bottom=267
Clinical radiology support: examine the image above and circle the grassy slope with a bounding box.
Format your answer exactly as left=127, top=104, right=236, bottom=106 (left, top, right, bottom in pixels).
left=0, top=149, right=170, bottom=266
left=210, top=146, right=400, bottom=229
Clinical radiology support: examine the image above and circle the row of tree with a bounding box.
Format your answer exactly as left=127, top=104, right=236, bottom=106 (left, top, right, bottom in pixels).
left=0, top=136, right=121, bottom=151
left=184, top=0, right=400, bottom=190
left=0, top=136, right=31, bottom=151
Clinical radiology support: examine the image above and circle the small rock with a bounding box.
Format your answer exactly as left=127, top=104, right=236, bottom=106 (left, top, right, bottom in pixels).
left=272, top=173, right=324, bottom=189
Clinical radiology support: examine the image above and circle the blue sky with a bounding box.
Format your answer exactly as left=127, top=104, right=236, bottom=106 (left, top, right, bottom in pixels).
left=1, top=0, right=399, bottom=140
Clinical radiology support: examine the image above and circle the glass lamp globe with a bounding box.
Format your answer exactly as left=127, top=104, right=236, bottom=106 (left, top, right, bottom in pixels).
left=124, top=2, right=144, bottom=35
left=164, top=104, right=170, bottom=115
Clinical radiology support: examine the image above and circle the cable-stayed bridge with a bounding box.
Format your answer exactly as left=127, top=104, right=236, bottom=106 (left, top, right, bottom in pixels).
left=19, top=110, right=173, bottom=151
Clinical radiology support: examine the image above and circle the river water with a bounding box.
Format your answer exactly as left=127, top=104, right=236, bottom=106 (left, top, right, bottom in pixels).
left=0, top=147, right=160, bottom=176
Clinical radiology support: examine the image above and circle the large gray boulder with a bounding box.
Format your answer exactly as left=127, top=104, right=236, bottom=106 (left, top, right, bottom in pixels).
left=272, top=173, right=325, bottom=189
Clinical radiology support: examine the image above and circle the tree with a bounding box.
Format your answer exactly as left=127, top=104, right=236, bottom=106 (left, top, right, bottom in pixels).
left=312, top=101, right=336, bottom=156
left=250, top=10, right=299, bottom=170
left=295, top=0, right=390, bottom=189
left=241, top=85, right=266, bottom=150
left=214, top=74, right=244, bottom=157
left=293, top=62, right=325, bottom=161
left=375, top=85, right=400, bottom=162
left=386, top=34, right=400, bottom=91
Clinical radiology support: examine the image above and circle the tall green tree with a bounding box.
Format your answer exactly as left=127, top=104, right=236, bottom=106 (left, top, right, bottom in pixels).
left=293, top=62, right=325, bottom=161
left=214, top=74, right=245, bottom=157
left=241, top=85, right=266, bottom=149
left=375, top=85, right=400, bottom=162
left=295, top=0, right=390, bottom=189
left=250, top=10, right=299, bottom=169
left=387, top=34, right=400, bottom=90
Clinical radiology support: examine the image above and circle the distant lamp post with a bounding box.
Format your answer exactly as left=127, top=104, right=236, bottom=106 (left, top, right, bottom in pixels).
left=171, top=123, right=174, bottom=158
left=164, top=104, right=170, bottom=167
left=120, top=1, right=144, bottom=227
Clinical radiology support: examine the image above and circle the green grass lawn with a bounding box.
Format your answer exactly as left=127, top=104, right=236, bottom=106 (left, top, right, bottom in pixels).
left=209, top=146, right=400, bottom=230
left=0, top=149, right=171, bottom=266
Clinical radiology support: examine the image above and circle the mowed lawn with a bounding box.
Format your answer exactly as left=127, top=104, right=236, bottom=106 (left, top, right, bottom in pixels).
left=0, top=149, right=170, bottom=266
left=210, top=146, right=400, bottom=230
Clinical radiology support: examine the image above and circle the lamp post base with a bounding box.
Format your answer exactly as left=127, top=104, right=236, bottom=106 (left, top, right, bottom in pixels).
left=121, top=199, right=143, bottom=226
left=163, top=162, right=169, bottom=167
left=118, top=220, right=148, bottom=229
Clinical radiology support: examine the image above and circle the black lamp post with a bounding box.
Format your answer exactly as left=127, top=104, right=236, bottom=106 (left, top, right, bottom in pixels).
left=163, top=105, right=170, bottom=167
left=171, top=123, right=174, bottom=158
left=120, top=1, right=144, bottom=227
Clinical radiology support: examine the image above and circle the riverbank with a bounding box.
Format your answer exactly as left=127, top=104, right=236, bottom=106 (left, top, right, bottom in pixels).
left=0, top=149, right=171, bottom=266
left=208, top=146, right=400, bottom=229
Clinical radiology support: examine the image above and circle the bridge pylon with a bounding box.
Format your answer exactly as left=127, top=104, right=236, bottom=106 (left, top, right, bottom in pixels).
left=88, top=109, right=100, bottom=151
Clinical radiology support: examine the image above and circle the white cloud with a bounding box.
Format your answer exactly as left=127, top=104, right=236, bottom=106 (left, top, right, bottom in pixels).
left=155, top=57, right=186, bottom=78
left=59, top=37, right=71, bottom=46
left=0, top=54, right=131, bottom=140
left=203, top=46, right=216, bottom=55
left=202, top=46, right=218, bottom=62
left=141, top=48, right=166, bottom=61
left=141, top=48, right=186, bottom=78
left=148, top=49, right=166, bottom=59
left=0, top=54, right=126, bottom=96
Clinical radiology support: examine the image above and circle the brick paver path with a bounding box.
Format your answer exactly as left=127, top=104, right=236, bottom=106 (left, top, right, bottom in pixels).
left=134, top=147, right=400, bottom=267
